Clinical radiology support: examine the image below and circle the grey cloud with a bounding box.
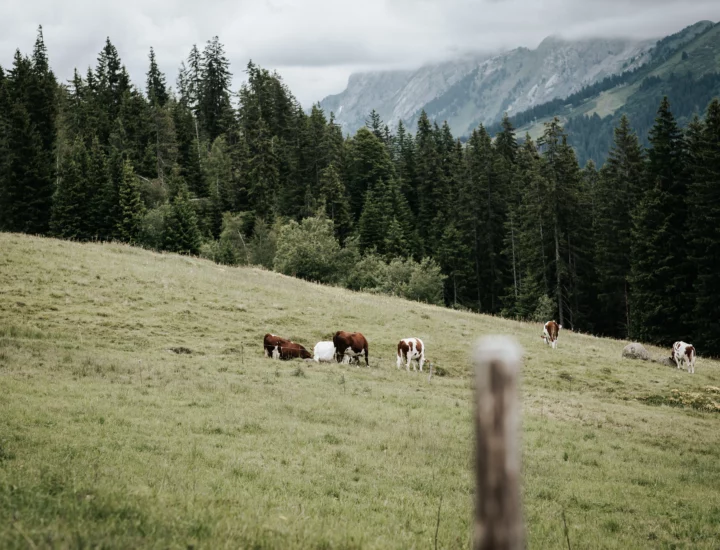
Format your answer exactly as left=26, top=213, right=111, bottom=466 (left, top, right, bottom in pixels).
left=1, top=0, right=717, bottom=106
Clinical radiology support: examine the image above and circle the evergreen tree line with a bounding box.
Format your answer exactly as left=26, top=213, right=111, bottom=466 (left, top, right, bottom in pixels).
left=2, top=30, right=720, bottom=355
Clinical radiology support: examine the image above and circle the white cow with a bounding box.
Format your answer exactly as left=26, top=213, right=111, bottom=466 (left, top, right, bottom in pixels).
left=671, top=341, right=697, bottom=374
left=313, top=341, right=336, bottom=363
left=397, top=337, right=426, bottom=372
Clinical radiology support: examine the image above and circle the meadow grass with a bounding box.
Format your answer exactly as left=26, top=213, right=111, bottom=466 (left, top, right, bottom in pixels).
left=1, top=232, right=719, bottom=548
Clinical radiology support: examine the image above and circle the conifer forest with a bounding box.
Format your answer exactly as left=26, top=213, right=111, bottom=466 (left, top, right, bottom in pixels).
left=2, top=29, right=720, bottom=355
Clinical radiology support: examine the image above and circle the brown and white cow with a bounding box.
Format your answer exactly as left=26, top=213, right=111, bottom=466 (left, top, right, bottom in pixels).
left=397, top=338, right=426, bottom=372
left=333, top=331, right=369, bottom=367
left=263, top=333, right=312, bottom=360
left=541, top=321, right=562, bottom=349
left=671, top=341, right=696, bottom=374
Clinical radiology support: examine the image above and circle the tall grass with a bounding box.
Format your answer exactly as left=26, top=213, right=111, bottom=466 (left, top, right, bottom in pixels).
left=0, top=232, right=719, bottom=548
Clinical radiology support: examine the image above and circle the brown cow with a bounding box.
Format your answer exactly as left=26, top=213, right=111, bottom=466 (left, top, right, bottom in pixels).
left=263, top=333, right=312, bottom=360
left=541, top=321, right=562, bottom=349
left=333, top=331, right=369, bottom=367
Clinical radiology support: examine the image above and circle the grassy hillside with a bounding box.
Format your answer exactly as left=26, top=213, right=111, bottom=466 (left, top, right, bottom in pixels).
left=515, top=23, right=720, bottom=161
left=1, top=233, right=719, bottom=548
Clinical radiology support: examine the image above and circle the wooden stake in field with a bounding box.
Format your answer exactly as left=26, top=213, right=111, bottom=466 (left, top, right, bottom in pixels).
left=472, top=336, right=524, bottom=550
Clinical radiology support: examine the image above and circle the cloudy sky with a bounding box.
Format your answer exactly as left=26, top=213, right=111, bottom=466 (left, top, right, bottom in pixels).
left=1, top=0, right=717, bottom=105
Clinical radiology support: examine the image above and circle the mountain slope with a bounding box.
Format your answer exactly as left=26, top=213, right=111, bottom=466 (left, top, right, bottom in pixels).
left=507, top=21, right=720, bottom=165
left=2, top=233, right=720, bottom=548
left=321, top=36, right=655, bottom=136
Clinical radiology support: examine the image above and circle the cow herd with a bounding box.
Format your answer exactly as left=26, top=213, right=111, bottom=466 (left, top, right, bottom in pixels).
left=264, top=320, right=698, bottom=375
left=263, top=332, right=428, bottom=372
left=542, top=320, right=698, bottom=374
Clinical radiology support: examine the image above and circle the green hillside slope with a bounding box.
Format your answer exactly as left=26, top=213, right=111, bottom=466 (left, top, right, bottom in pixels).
left=1, top=234, right=719, bottom=548
left=511, top=22, right=720, bottom=165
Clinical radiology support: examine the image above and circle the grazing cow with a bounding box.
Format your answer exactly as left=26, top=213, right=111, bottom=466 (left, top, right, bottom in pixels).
left=333, top=331, right=369, bottom=367
left=671, top=341, right=696, bottom=374
left=313, top=341, right=336, bottom=363
left=541, top=321, right=562, bottom=349
left=397, top=338, right=426, bottom=372
left=263, top=333, right=312, bottom=360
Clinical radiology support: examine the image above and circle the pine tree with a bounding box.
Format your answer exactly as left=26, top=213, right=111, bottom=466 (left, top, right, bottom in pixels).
left=28, top=26, right=57, bottom=169
left=86, top=136, right=112, bottom=238
left=538, top=118, right=587, bottom=329
left=0, top=66, right=10, bottom=229
left=318, top=163, right=352, bottom=241
left=687, top=100, right=720, bottom=355
left=95, top=38, right=130, bottom=138
left=358, top=180, right=387, bottom=254
left=205, top=135, right=233, bottom=237
left=394, top=120, right=417, bottom=213
left=247, top=117, right=279, bottom=219
left=50, top=138, right=90, bottom=239
left=494, top=113, right=518, bottom=164
left=186, top=44, right=203, bottom=110
left=346, top=127, right=394, bottom=220
left=116, top=159, right=145, bottom=243
left=366, top=110, right=384, bottom=142
left=513, top=136, right=551, bottom=319
left=463, top=126, right=506, bottom=313
left=437, top=222, right=471, bottom=308
left=1, top=51, right=53, bottom=234
left=415, top=111, right=442, bottom=245
left=172, top=101, right=204, bottom=196
left=164, top=183, right=202, bottom=254
left=198, top=36, right=232, bottom=141
left=146, top=47, right=169, bottom=107
left=593, top=115, right=644, bottom=337
left=630, top=97, right=689, bottom=344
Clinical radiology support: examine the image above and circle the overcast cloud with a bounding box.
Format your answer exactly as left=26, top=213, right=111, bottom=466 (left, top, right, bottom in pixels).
left=1, top=0, right=717, bottom=105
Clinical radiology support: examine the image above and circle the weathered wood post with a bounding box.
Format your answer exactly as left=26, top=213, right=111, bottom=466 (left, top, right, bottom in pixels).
left=472, top=336, right=524, bottom=550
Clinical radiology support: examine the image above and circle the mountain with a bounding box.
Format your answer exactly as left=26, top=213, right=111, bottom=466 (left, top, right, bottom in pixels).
left=320, top=35, right=657, bottom=136
left=500, top=20, right=720, bottom=166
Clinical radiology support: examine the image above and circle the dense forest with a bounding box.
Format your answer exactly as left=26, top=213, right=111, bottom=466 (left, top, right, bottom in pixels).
left=2, top=29, right=720, bottom=355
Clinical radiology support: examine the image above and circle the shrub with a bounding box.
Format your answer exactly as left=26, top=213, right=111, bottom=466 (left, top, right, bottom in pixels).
left=248, top=218, right=278, bottom=269
left=344, top=250, right=387, bottom=291
left=273, top=216, right=341, bottom=283
left=139, top=205, right=171, bottom=251
left=378, top=257, right=414, bottom=296
left=532, top=295, right=556, bottom=323
left=405, top=257, right=445, bottom=305
left=216, top=212, right=253, bottom=265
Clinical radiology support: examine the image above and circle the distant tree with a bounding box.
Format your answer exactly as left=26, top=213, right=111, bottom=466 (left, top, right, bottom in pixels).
left=198, top=36, right=233, bottom=141
left=0, top=41, right=56, bottom=234
left=116, top=159, right=145, bottom=243
left=687, top=100, right=720, bottom=355
left=318, top=163, right=352, bottom=241
left=593, top=115, right=645, bottom=338
left=630, top=97, right=689, bottom=345
left=50, top=138, right=90, bottom=239
left=346, top=127, right=394, bottom=219
left=146, top=47, right=169, bottom=107
left=164, top=183, right=202, bottom=254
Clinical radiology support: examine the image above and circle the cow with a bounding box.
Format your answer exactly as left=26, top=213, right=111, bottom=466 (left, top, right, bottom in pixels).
left=333, top=331, right=369, bottom=367
left=313, top=341, right=336, bottom=363
left=541, top=321, right=562, bottom=349
left=397, top=337, right=426, bottom=372
left=671, top=341, right=696, bottom=374
left=263, top=333, right=312, bottom=360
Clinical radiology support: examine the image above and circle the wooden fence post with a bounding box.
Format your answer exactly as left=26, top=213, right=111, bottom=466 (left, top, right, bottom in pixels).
left=472, top=336, right=524, bottom=550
